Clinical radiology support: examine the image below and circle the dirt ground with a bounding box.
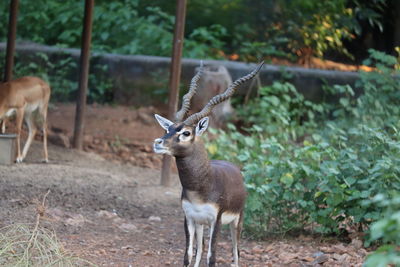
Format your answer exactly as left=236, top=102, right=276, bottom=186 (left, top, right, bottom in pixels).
left=47, top=103, right=167, bottom=170
left=0, top=103, right=369, bottom=266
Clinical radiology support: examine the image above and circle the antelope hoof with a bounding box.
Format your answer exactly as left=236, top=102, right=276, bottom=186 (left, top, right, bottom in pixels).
left=42, top=159, right=49, bottom=163
left=16, top=157, right=24, bottom=163
left=184, top=257, right=191, bottom=267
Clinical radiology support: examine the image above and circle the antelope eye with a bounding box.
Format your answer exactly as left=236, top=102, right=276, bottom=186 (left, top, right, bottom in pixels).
left=182, top=131, right=191, bottom=137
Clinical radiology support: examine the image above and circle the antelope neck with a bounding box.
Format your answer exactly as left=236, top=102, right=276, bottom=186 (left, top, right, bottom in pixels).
left=175, top=141, right=211, bottom=192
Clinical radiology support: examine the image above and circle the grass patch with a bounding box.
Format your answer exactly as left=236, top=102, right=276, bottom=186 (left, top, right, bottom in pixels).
left=0, top=191, right=96, bottom=267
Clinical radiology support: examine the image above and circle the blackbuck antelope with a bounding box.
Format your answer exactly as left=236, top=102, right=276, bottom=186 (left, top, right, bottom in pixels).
left=0, top=76, right=51, bottom=163
left=153, top=62, right=264, bottom=267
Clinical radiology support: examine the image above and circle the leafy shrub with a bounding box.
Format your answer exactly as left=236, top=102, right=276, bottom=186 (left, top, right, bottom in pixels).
left=209, top=123, right=400, bottom=237
left=363, top=195, right=400, bottom=267
left=353, top=49, right=400, bottom=128
left=237, top=81, right=325, bottom=141
left=207, top=50, right=400, bottom=237
left=185, top=24, right=227, bottom=59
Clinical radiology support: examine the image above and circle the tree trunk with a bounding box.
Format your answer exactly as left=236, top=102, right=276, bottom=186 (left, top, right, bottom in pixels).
left=394, top=0, right=400, bottom=49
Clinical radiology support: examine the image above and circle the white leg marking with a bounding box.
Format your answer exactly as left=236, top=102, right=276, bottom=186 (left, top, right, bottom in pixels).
left=187, top=219, right=195, bottom=265
left=41, top=109, right=48, bottom=163
left=230, top=220, right=239, bottom=266
left=20, top=112, right=36, bottom=161
left=207, top=221, right=216, bottom=265
left=193, top=224, right=204, bottom=267
left=1, top=120, right=5, bottom=134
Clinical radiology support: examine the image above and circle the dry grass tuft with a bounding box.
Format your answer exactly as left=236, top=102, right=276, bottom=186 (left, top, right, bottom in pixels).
left=0, top=224, right=96, bottom=267
left=0, top=190, right=96, bottom=267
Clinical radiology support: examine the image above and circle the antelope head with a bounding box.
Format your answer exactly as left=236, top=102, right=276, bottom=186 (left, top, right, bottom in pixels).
left=153, top=115, right=210, bottom=157
left=153, top=61, right=264, bottom=157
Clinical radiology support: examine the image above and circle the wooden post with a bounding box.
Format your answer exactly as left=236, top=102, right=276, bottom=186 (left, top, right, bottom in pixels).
left=73, top=0, right=94, bottom=149
left=161, top=0, right=187, bottom=186
left=4, top=0, right=19, bottom=82
left=394, top=0, right=400, bottom=49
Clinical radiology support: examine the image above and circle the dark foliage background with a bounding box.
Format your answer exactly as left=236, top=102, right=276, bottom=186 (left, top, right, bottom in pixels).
left=0, top=0, right=398, bottom=63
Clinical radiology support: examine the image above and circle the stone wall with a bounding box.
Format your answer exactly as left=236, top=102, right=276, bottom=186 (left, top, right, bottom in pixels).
left=0, top=42, right=360, bottom=105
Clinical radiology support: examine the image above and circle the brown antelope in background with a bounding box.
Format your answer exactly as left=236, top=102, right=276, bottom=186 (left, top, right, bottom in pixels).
left=191, top=65, right=234, bottom=128
left=153, top=62, right=264, bottom=267
left=0, top=76, right=51, bottom=163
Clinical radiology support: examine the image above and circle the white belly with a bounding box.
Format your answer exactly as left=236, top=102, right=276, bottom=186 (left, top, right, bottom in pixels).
left=182, top=200, right=239, bottom=225
left=5, top=108, right=16, bottom=117
left=221, top=212, right=240, bottom=225
left=3, top=102, right=40, bottom=118
left=25, top=101, right=41, bottom=113
left=182, top=200, right=218, bottom=225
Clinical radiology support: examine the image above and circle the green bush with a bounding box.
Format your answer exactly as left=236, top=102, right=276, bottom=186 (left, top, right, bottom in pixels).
left=236, top=81, right=325, bottom=141
left=363, top=195, right=400, bottom=267
left=207, top=50, right=400, bottom=237
left=209, top=123, right=400, bottom=237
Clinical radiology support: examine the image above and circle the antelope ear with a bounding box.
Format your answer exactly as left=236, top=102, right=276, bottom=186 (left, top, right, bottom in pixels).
left=154, top=114, right=174, bottom=131
left=195, top=117, right=209, bottom=136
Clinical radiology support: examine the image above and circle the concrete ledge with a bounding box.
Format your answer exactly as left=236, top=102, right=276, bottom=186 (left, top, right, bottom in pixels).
left=0, top=134, right=17, bottom=165
left=0, top=42, right=360, bottom=105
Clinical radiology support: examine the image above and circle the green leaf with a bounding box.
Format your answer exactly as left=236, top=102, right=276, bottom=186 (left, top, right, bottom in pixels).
left=280, top=173, right=294, bottom=186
